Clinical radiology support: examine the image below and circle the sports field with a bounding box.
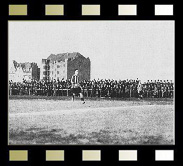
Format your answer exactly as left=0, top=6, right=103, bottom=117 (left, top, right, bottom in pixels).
left=9, top=96, right=174, bottom=145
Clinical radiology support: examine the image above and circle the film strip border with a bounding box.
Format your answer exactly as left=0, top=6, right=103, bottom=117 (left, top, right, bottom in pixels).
left=2, top=1, right=178, bottom=166
left=8, top=4, right=174, bottom=16
left=6, top=0, right=176, bottom=20
left=8, top=149, right=174, bottom=161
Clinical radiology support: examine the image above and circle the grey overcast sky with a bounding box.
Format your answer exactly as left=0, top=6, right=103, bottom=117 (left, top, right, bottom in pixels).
left=9, top=21, right=174, bottom=82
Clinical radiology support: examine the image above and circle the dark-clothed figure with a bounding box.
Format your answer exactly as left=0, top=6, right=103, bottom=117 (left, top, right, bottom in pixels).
left=71, top=69, right=85, bottom=104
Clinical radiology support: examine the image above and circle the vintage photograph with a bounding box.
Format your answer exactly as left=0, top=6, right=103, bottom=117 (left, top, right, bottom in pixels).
left=8, top=21, right=174, bottom=145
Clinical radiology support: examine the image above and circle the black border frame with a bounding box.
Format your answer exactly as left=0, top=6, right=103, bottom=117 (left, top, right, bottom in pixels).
left=1, top=0, right=181, bottom=166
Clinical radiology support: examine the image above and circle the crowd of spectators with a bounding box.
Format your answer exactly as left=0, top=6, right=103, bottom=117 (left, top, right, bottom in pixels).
left=9, top=78, right=174, bottom=98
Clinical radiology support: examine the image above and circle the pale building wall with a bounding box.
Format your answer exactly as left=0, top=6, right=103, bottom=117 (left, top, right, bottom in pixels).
left=49, top=60, right=67, bottom=81
left=9, top=61, right=24, bottom=82
left=9, top=61, right=16, bottom=81
left=14, top=67, right=24, bottom=82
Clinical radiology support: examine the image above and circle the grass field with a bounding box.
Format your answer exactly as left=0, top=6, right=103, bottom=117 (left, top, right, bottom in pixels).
left=9, top=96, right=174, bottom=145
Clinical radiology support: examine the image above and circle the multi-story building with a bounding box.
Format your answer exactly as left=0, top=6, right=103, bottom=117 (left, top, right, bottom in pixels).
left=9, top=60, right=40, bottom=82
left=40, top=52, right=91, bottom=81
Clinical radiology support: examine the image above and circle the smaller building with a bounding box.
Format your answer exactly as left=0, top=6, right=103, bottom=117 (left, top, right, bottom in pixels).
left=9, top=60, right=40, bottom=82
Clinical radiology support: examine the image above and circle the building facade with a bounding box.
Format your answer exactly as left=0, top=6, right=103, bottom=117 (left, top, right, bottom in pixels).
left=9, top=60, right=40, bottom=82
left=40, top=59, right=50, bottom=81
left=40, top=52, right=90, bottom=81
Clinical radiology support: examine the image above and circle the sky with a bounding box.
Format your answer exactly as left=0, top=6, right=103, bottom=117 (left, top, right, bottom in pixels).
left=9, top=21, right=174, bottom=82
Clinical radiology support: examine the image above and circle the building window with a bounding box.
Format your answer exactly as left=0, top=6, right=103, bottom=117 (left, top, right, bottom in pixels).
left=63, top=64, right=65, bottom=67
left=43, top=65, right=50, bottom=70
left=57, top=65, right=60, bottom=68
left=43, top=71, right=47, bottom=75
left=57, top=71, right=59, bottom=74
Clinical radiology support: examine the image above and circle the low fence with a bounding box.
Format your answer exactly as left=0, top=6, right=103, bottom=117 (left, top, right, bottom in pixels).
left=9, top=88, right=101, bottom=97
left=9, top=88, right=174, bottom=98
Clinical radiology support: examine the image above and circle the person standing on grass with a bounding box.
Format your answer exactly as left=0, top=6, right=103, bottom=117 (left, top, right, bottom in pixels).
left=71, top=69, right=85, bottom=104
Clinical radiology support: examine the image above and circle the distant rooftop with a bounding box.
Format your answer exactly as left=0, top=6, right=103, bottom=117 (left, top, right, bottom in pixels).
left=47, top=52, right=88, bottom=62
left=13, top=60, right=37, bottom=71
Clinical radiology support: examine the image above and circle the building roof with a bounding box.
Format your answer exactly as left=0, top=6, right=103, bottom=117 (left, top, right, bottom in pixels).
left=21, top=62, right=32, bottom=71
left=13, top=60, right=19, bottom=69
left=13, top=60, right=37, bottom=72
left=47, top=52, right=86, bottom=62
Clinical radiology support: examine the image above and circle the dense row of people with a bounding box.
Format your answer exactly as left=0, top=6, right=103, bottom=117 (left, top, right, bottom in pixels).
left=9, top=78, right=174, bottom=98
